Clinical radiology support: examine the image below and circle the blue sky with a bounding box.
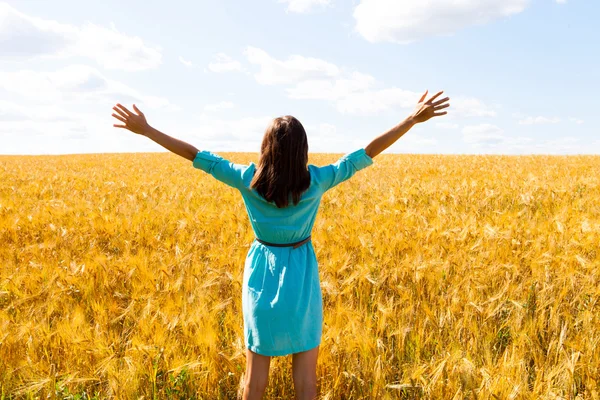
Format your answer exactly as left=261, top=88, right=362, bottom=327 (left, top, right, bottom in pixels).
left=1, top=0, right=598, bottom=155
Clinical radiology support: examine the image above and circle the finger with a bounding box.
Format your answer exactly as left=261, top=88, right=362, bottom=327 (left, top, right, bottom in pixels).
left=426, top=91, right=444, bottom=104
left=434, top=103, right=450, bottom=110
left=116, top=103, right=133, bottom=116
left=112, top=113, right=127, bottom=123
left=132, top=104, right=144, bottom=116
left=113, top=124, right=128, bottom=128
left=112, top=106, right=128, bottom=119
left=432, top=97, right=450, bottom=106
left=418, top=90, right=428, bottom=103
left=433, top=111, right=448, bottom=117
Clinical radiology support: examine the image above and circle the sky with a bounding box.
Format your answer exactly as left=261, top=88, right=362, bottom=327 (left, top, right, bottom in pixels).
left=0, top=0, right=598, bottom=155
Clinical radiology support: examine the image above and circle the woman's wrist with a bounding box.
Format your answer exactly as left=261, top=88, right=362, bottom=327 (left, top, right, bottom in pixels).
left=405, top=114, right=419, bottom=126
left=143, top=125, right=158, bottom=138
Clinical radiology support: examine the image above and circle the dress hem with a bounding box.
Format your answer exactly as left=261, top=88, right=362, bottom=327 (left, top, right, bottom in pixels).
left=246, top=340, right=321, bottom=357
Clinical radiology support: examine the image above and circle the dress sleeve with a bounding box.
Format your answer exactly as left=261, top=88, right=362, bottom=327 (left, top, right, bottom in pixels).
left=192, top=150, right=247, bottom=190
left=319, top=148, right=373, bottom=192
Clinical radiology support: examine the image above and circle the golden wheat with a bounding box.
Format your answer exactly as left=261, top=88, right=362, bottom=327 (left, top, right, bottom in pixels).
left=0, top=152, right=599, bottom=399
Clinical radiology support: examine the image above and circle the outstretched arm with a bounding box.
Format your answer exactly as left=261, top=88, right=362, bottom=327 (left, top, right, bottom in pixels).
left=365, top=90, right=450, bottom=159
left=112, top=103, right=199, bottom=161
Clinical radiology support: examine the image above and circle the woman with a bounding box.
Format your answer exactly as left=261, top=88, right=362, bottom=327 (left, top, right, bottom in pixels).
left=112, top=90, right=449, bottom=400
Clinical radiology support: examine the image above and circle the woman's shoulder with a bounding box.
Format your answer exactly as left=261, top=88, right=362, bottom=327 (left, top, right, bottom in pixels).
left=240, top=162, right=257, bottom=188
left=307, top=164, right=330, bottom=187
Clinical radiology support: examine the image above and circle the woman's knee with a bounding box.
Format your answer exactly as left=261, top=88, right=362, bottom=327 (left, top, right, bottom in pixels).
left=245, top=373, right=269, bottom=388
left=244, top=378, right=269, bottom=394
left=291, top=346, right=318, bottom=395
left=244, top=348, right=271, bottom=394
left=293, top=381, right=317, bottom=400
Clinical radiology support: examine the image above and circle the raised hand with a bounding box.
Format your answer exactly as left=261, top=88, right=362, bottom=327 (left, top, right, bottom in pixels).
left=409, top=90, right=450, bottom=124
left=112, top=103, right=151, bottom=135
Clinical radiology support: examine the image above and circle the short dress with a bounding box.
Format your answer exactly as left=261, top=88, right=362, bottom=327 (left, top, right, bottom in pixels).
left=192, top=148, right=374, bottom=356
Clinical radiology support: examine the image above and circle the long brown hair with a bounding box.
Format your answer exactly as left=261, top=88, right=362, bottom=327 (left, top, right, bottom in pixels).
left=250, top=115, right=310, bottom=208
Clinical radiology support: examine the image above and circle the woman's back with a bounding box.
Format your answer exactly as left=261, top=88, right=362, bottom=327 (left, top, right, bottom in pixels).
left=193, top=147, right=374, bottom=244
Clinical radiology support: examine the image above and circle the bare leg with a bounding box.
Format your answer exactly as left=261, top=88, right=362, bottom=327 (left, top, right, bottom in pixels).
left=292, top=345, right=319, bottom=400
left=242, top=348, right=272, bottom=400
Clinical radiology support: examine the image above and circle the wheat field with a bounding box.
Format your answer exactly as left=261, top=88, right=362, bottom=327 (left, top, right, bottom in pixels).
left=0, top=152, right=599, bottom=399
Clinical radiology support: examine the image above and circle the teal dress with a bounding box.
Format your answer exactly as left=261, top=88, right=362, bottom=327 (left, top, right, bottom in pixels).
left=192, top=148, right=374, bottom=356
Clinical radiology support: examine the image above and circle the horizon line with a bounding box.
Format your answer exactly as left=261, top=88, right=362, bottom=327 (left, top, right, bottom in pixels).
left=1, top=151, right=599, bottom=157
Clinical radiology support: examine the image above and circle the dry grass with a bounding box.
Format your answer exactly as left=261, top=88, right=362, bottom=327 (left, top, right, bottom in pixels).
left=0, top=152, right=599, bottom=399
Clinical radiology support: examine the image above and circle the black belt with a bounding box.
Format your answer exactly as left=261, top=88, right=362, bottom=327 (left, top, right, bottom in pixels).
left=255, top=236, right=311, bottom=249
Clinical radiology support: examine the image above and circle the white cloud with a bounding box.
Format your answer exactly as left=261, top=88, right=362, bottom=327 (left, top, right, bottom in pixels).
left=436, top=122, right=459, bottom=129
left=399, top=135, right=438, bottom=146
left=556, top=0, right=567, bottom=4
left=533, top=136, right=591, bottom=154
left=0, top=100, right=74, bottom=122
left=518, top=116, right=561, bottom=125
left=386, top=131, right=439, bottom=154
left=538, top=136, right=579, bottom=147
left=311, top=122, right=337, bottom=136
left=450, top=96, right=497, bottom=118
left=75, top=23, right=162, bottom=71
left=334, top=88, right=417, bottom=115
left=207, top=53, right=244, bottom=73
left=303, top=122, right=396, bottom=153
left=285, top=72, right=418, bottom=115
left=304, top=123, right=351, bottom=152
left=244, top=46, right=492, bottom=117
left=191, top=115, right=272, bottom=144
left=353, top=0, right=530, bottom=43
left=569, top=117, right=584, bottom=125
left=0, top=99, right=119, bottom=153
left=0, top=3, right=162, bottom=71
left=0, top=65, right=109, bottom=102
left=286, top=77, right=417, bottom=115
left=0, top=62, right=181, bottom=154
left=0, top=2, right=74, bottom=56
left=0, top=118, right=88, bottom=139
left=1, top=110, right=163, bottom=154
left=179, top=56, right=193, bottom=67
left=0, top=100, right=27, bottom=121
left=204, top=101, right=235, bottom=112
left=285, top=72, right=374, bottom=100
left=463, top=124, right=506, bottom=145
left=0, top=65, right=178, bottom=111
left=462, top=123, right=537, bottom=151
left=279, top=0, right=332, bottom=13
left=245, top=46, right=339, bottom=84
